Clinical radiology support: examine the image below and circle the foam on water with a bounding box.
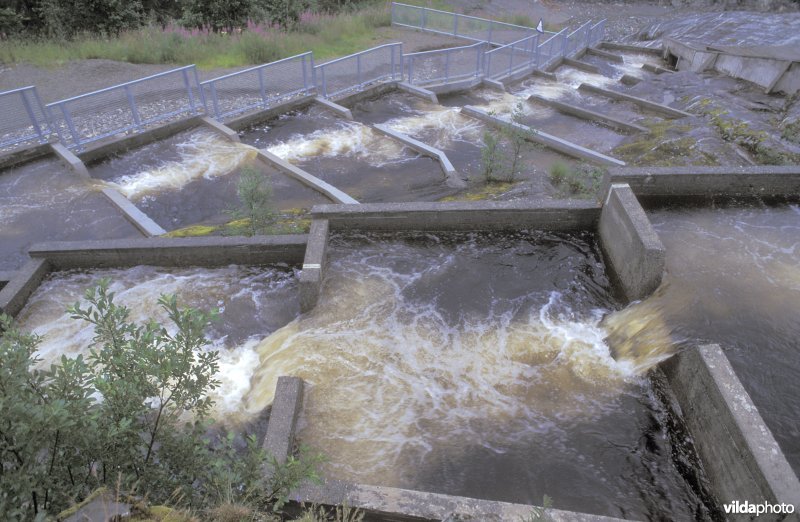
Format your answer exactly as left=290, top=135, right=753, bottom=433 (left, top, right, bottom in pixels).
left=239, top=235, right=639, bottom=485
left=382, top=107, right=485, bottom=149
left=108, top=132, right=257, bottom=199
left=267, top=121, right=410, bottom=167
left=15, top=265, right=298, bottom=420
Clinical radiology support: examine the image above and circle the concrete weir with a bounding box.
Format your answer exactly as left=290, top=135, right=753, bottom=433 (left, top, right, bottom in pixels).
left=661, top=344, right=800, bottom=516
left=462, top=105, right=626, bottom=167
left=605, top=165, right=800, bottom=200
left=599, top=183, right=665, bottom=302
left=298, top=219, right=330, bottom=313
left=370, top=123, right=465, bottom=188
left=256, top=149, right=359, bottom=205
left=527, top=95, right=649, bottom=134
left=578, top=83, right=693, bottom=119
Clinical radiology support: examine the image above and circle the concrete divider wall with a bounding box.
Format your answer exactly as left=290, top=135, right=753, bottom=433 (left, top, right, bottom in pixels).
left=598, top=183, right=665, bottom=301
left=262, top=376, right=304, bottom=465
left=298, top=219, right=330, bottom=313
left=0, top=259, right=51, bottom=318
left=27, top=235, right=308, bottom=270
left=605, top=165, right=800, bottom=200
left=311, top=200, right=600, bottom=232
left=661, top=344, right=800, bottom=518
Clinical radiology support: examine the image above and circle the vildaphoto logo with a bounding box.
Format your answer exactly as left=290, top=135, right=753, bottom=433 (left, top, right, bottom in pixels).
left=723, top=500, right=796, bottom=516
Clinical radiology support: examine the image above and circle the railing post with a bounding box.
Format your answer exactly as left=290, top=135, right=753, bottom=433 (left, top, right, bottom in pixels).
left=181, top=68, right=197, bottom=113
left=487, top=23, right=493, bottom=45
left=211, top=83, right=221, bottom=119
left=535, top=38, right=541, bottom=68
left=509, top=43, right=515, bottom=76
left=453, top=13, right=458, bottom=36
left=391, top=46, right=397, bottom=81
left=124, top=85, right=142, bottom=130
left=311, top=55, right=317, bottom=94
left=302, top=54, right=309, bottom=92
left=561, top=32, right=568, bottom=58
left=20, top=90, right=45, bottom=142
left=421, top=7, right=427, bottom=29
left=192, top=67, right=206, bottom=113
left=258, top=67, right=268, bottom=108
left=59, top=104, right=82, bottom=149
left=357, top=54, right=362, bottom=88
left=321, top=68, right=328, bottom=98
left=391, top=2, right=396, bottom=25
left=445, top=50, right=451, bottom=83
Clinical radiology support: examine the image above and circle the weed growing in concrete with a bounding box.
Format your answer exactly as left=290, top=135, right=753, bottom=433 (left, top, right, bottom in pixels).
left=521, top=495, right=553, bottom=522
left=230, top=165, right=276, bottom=236
left=548, top=162, right=604, bottom=198
left=481, top=130, right=502, bottom=183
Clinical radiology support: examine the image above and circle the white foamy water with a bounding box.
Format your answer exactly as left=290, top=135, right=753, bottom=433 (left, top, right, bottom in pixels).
left=557, top=67, right=616, bottom=90
left=267, top=121, right=411, bottom=167
left=238, top=239, right=638, bottom=485
left=108, top=132, right=257, bottom=199
left=383, top=107, right=485, bottom=149
left=15, top=265, right=298, bottom=419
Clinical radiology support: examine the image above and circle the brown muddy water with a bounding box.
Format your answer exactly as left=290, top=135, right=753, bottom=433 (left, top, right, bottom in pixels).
left=241, top=231, right=717, bottom=519
left=15, top=264, right=300, bottom=422
left=88, top=129, right=330, bottom=230
left=604, top=203, right=800, bottom=478
left=0, top=158, right=139, bottom=271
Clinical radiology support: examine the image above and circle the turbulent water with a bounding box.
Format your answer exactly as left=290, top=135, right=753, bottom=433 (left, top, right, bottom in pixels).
left=104, top=131, right=258, bottom=199
left=602, top=204, right=800, bottom=476
left=238, top=232, right=712, bottom=518
left=15, top=265, right=299, bottom=419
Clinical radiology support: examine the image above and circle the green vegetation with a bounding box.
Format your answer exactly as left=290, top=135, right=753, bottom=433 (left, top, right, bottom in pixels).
left=481, top=103, right=536, bottom=184
left=438, top=181, right=519, bottom=202
left=0, top=2, right=391, bottom=68
left=228, top=165, right=276, bottom=236
left=548, top=161, right=604, bottom=199
left=708, top=110, right=795, bottom=165
left=0, top=281, right=323, bottom=519
left=612, top=120, right=719, bottom=167
left=521, top=495, right=553, bottom=522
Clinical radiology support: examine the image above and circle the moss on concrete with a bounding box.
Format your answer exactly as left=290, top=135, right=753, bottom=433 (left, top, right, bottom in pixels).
left=612, top=120, right=719, bottom=167
left=438, top=182, right=519, bottom=202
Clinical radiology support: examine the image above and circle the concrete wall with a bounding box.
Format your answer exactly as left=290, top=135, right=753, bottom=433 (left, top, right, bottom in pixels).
left=0, top=143, right=56, bottom=172
left=661, top=344, right=800, bottom=519
left=311, top=200, right=600, bottom=232
left=0, top=259, right=51, bottom=318
left=598, top=183, right=665, bottom=302
left=298, top=219, right=329, bottom=313
left=605, top=165, right=800, bottom=201
left=27, top=235, right=307, bottom=270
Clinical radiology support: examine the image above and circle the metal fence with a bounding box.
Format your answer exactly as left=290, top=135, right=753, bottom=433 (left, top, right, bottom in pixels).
left=0, top=86, right=52, bottom=153
left=46, top=65, right=204, bottom=150
left=201, top=52, right=314, bottom=121
left=391, top=2, right=545, bottom=46
left=588, top=20, right=606, bottom=48
left=403, top=42, right=486, bottom=86
left=536, top=28, right=569, bottom=71
left=314, top=43, right=403, bottom=99
left=484, top=34, right=541, bottom=80
left=563, top=22, right=592, bottom=59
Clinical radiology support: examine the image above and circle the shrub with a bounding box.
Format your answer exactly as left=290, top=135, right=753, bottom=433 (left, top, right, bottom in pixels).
left=549, top=161, right=569, bottom=187
left=549, top=162, right=604, bottom=198
left=229, top=165, right=276, bottom=236
left=480, top=130, right=502, bottom=183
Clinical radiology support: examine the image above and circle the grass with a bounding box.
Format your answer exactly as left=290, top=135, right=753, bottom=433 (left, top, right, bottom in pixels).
left=0, top=3, right=392, bottom=69
left=164, top=209, right=312, bottom=238
left=548, top=161, right=604, bottom=199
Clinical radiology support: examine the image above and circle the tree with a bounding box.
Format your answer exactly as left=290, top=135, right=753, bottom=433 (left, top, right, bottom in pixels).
left=180, top=0, right=258, bottom=33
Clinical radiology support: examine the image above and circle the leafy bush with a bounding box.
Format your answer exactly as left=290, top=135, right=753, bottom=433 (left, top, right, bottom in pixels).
left=0, top=280, right=321, bottom=519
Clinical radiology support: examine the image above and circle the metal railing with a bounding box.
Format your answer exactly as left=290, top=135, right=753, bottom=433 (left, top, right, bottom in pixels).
left=403, top=42, right=486, bottom=86
left=46, top=65, right=204, bottom=150
left=537, top=28, right=569, bottom=71
left=391, top=2, right=550, bottom=46
left=314, top=43, right=403, bottom=99
left=563, top=22, right=592, bottom=59
left=0, top=86, right=52, bottom=153
left=588, top=20, right=606, bottom=48
left=201, top=52, right=314, bottom=121
left=484, top=34, right=541, bottom=80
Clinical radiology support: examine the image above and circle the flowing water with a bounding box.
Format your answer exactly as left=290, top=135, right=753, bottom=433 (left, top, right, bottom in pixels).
left=89, top=129, right=330, bottom=230
left=0, top=158, right=139, bottom=271
left=14, top=264, right=300, bottom=422
left=240, top=104, right=455, bottom=202
left=239, top=231, right=716, bottom=519
left=603, top=203, right=800, bottom=477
